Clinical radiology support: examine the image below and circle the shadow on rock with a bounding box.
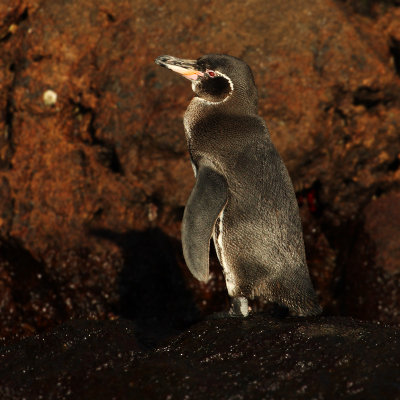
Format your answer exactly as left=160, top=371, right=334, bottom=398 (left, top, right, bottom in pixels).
left=91, top=228, right=199, bottom=347
left=0, top=238, right=67, bottom=339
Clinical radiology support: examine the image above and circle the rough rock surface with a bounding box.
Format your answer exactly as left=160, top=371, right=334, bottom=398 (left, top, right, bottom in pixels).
left=344, top=190, right=400, bottom=321
left=1, top=316, right=400, bottom=399
left=0, top=0, right=400, bottom=340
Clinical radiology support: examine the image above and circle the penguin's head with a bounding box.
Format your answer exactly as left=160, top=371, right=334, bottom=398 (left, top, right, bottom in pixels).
left=155, top=54, right=258, bottom=110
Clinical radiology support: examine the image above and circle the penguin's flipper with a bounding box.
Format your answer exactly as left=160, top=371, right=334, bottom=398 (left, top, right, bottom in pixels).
left=182, top=165, right=228, bottom=282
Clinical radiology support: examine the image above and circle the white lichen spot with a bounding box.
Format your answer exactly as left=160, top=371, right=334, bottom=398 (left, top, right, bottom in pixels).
left=147, top=203, right=158, bottom=221
left=43, top=90, right=58, bottom=106
left=8, top=24, right=18, bottom=34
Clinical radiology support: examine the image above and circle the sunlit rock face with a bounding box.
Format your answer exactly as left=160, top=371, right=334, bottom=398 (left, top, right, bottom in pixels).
left=0, top=0, right=400, bottom=339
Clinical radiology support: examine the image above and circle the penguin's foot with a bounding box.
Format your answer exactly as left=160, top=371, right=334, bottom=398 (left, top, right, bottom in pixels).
left=229, top=296, right=249, bottom=317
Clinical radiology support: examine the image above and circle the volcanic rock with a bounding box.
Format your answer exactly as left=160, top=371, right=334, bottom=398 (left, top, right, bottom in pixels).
left=0, top=316, right=399, bottom=399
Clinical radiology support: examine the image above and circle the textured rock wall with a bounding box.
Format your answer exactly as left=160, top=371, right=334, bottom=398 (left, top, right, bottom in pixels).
left=0, top=0, right=399, bottom=339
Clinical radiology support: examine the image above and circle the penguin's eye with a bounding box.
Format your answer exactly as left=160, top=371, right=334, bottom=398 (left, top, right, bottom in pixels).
left=207, top=70, right=216, bottom=77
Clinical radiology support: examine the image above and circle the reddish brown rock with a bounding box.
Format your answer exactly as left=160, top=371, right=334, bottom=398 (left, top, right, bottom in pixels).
left=0, top=0, right=400, bottom=339
left=344, top=190, right=400, bottom=321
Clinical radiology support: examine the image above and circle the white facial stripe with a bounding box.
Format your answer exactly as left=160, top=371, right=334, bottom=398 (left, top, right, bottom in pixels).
left=191, top=71, right=234, bottom=105
left=215, top=71, right=234, bottom=92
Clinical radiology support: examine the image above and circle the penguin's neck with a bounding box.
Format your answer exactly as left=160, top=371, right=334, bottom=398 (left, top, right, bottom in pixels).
left=184, top=93, right=258, bottom=135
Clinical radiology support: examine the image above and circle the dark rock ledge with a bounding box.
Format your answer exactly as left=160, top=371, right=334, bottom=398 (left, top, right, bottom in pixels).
left=0, top=315, right=399, bottom=399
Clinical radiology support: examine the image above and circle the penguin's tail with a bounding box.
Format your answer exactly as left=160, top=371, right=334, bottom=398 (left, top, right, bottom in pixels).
left=284, top=286, right=322, bottom=317
left=292, top=297, right=322, bottom=317
left=253, top=281, right=322, bottom=317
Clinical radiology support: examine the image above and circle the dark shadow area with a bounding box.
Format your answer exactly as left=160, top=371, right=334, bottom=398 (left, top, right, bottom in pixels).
left=296, top=180, right=322, bottom=216
left=0, top=238, right=67, bottom=338
left=319, top=217, right=361, bottom=316
left=339, top=0, right=400, bottom=17
left=353, top=86, right=389, bottom=109
left=91, top=228, right=200, bottom=348
left=390, top=37, right=400, bottom=77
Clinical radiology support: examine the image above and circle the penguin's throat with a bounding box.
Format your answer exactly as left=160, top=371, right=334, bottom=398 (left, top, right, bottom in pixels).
left=191, top=75, right=233, bottom=104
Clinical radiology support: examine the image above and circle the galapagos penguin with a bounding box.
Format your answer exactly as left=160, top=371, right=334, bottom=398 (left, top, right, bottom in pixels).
left=155, top=54, right=321, bottom=317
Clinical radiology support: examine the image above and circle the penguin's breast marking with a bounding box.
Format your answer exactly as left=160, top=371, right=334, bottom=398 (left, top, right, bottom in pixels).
left=216, top=210, right=236, bottom=296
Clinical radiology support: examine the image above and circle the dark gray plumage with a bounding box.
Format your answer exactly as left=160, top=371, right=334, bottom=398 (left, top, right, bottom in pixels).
left=155, top=54, right=321, bottom=317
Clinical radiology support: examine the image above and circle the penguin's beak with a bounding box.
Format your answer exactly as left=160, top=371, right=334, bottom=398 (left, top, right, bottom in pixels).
left=155, top=55, right=204, bottom=81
